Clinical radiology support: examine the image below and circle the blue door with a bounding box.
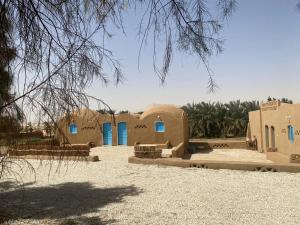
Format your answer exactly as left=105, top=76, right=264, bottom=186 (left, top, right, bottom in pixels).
left=118, top=122, right=127, bottom=145
left=103, top=123, right=112, bottom=145
left=288, top=125, right=295, bottom=144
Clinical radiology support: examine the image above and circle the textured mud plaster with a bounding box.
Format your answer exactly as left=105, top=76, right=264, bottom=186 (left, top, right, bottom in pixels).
left=247, top=100, right=300, bottom=163
left=55, top=105, right=189, bottom=156
left=171, top=142, right=185, bottom=157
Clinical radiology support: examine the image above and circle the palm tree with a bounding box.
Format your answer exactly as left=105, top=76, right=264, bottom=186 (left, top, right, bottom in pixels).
left=182, top=103, right=203, bottom=138
left=182, top=100, right=260, bottom=139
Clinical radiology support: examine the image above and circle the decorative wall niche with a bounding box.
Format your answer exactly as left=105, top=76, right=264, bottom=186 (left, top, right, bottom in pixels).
left=135, top=124, right=147, bottom=129
left=81, top=126, right=96, bottom=130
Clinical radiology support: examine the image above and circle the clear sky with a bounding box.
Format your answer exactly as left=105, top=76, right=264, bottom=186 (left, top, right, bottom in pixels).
left=86, top=0, right=300, bottom=112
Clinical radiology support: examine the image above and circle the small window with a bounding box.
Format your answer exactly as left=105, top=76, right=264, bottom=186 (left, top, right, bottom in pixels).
left=288, top=125, right=294, bottom=144
left=155, top=121, right=165, bottom=132
left=69, top=124, right=78, bottom=134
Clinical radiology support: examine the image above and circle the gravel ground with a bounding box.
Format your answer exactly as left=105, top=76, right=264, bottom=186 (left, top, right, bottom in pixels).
left=1, top=146, right=300, bottom=225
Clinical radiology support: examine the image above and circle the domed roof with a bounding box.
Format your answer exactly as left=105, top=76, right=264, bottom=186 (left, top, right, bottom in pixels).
left=72, top=108, right=98, bottom=117
left=140, top=104, right=184, bottom=120
left=61, top=108, right=100, bottom=122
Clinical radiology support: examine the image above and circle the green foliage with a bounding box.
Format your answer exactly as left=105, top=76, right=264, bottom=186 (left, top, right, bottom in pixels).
left=96, top=109, right=115, bottom=114
left=0, top=8, right=23, bottom=140
left=267, top=96, right=293, bottom=104
left=0, top=116, right=22, bottom=133
left=118, top=110, right=129, bottom=114
left=0, top=68, right=12, bottom=106
left=182, top=100, right=260, bottom=138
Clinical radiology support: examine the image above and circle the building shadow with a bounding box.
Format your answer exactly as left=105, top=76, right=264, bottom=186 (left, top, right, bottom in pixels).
left=0, top=181, right=142, bottom=224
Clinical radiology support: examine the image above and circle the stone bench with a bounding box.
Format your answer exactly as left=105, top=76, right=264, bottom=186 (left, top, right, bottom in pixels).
left=134, top=144, right=162, bottom=159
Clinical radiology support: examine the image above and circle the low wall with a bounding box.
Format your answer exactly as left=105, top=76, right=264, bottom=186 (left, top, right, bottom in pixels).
left=188, top=140, right=247, bottom=153
left=9, top=149, right=90, bottom=157
left=134, top=145, right=162, bottom=159
left=9, top=144, right=90, bottom=150
left=134, top=142, right=186, bottom=159
left=9, top=155, right=99, bottom=162
left=8, top=144, right=91, bottom=158
left=290, top=154, right=300, bottom=164
left=171, top=142, right=185, bottom=158
left=267, top=152, right=300, bottom=164
left=128, top=156, right=300, bottom=173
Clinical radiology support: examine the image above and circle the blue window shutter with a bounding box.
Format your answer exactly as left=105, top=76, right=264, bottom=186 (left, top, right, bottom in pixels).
left=69, top=124, right=78, bottom=134
left=155, top=122, right=165, bottom=132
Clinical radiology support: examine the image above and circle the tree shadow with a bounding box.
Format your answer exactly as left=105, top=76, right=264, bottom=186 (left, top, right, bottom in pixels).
left=0, top=181, right=142, bottom=224
left=0, top=181, right=35, bottom=190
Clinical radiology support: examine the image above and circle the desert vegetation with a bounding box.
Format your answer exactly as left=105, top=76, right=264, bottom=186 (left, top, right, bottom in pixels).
left=182, top=100, right=260, bottom=138
left=1, top=1, right=300, bottom=224
left=182, top=97, right=294, bottom=139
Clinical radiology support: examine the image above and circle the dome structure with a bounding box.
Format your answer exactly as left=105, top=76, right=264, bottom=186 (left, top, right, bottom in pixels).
left=140, top=104, right=185, bottom=120
left=56, top=104, right=188, bottom=157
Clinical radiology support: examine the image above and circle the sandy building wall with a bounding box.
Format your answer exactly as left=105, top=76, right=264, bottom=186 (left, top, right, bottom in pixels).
left=99, top=113, right=140, bottom=146
left=55, top=105, right=188, bottom=148
left=248, top=101, right=300, bottom=156
left=133, top=112, right=185, bottom=146
left=56, top=111, right=103, bottom=146
left=261, top=103, right=300, bottom=155
left=248, top=110, right=262, bottom=151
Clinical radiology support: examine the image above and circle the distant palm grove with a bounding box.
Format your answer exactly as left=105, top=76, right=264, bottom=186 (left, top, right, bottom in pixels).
left=182, top=101, right=260, bottom=138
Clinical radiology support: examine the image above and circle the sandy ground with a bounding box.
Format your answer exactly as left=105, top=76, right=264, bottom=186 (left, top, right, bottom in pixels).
left=0, top=146, right=8, bottom=155
left=190, top=148, right=273, bottom=163
left=1, top=146, right=300, bottom=225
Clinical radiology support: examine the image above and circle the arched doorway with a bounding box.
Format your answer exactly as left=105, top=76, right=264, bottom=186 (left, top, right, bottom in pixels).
left=265, top=125, right=269, bottom=150
left=270, top=126, right=275, bottom=148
